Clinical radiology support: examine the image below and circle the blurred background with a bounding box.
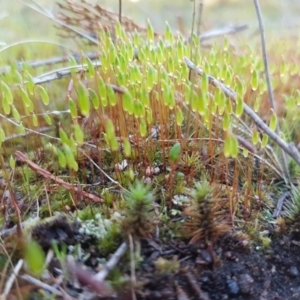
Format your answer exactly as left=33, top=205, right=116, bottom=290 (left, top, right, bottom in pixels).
left=0, top=0, right=300, bottom=41
left=0, top=0, right=299, bottom=60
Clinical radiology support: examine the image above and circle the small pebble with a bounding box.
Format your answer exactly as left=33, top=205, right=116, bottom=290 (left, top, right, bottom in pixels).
left=144, top=177, right=152, bottom=184
left=238, top=274, right=254, bottom=294
left=201, top=276, right=210, bottom=283
left=289, top=266, right=299, bottom=278
left=227, top=279, right=239, bottom=295
left=200, top=249, right=212, bottom=264
left=153, top=167, right=161, bottom=174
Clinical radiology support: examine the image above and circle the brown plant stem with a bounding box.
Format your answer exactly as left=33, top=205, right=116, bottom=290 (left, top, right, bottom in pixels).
left=14, top=151, right=103, bottom=203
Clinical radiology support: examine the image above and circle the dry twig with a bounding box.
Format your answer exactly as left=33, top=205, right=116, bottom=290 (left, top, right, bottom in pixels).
left=252, top=0, right=290, bottom=180
left=1, top=259, right=23, bottom=298
left=21, top=274, right=62, bottom=296
left=14, top=151, right=103, bottom=203
left=94, top=242, right=128, bottom=281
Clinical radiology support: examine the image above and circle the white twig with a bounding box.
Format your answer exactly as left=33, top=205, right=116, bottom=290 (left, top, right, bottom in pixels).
left=199, top=24, right=248, bottom=42
left=2, top=259, right=23, bottom=297
left=94, top=242, right=128, bottom=281
left=21, top=274, right=62, bottom=296
left=253, top=0, right=290, bottom=180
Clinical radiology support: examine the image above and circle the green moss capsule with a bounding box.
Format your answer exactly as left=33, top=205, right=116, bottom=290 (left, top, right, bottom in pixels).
left=269, top=110, right=277, bottom=131
left=139, top=119, right=147, bottom=137
left=77, top=81, right=90, bottom=116
left=107, top=85, right=117, bottom=106
left=123, top=138, right=131, bottom=157
left=68, top=97, right=78, bottom=118
left=74, top=123, right=84, bottom=145
left=1, top=81, right=13, bottom=105
left=261, top=133, right=268, bottom=148
left=169, top=142, right=181, bottom=163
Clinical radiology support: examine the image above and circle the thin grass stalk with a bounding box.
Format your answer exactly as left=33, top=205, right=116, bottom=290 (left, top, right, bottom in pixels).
left=252, top=0, right=290, bottom=181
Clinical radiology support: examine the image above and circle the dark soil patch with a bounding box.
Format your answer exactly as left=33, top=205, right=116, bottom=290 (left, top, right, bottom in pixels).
left=25, top=217, right=300, bottom=300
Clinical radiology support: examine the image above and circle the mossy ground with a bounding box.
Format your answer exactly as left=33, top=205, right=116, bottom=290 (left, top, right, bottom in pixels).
left=1, top=1, right=300, bottom=299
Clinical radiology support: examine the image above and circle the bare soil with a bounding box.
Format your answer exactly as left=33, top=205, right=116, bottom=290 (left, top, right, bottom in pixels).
left=25, top=216, right=300, bottom=300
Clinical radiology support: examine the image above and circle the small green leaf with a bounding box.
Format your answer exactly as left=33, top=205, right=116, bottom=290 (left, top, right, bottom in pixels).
left=89, top=89, right=99, bottom=110
left=134, top=30, right=140, bottom=47
left=74, top=123, right=84, bottom=145
left=224, top=135, right=232, bottom=158
left=0, top=128, right=6, bottom=143
left=2, top=96, right=10, bottom=115
left=168, top=56, right=175, bottom=74
left=231, top=136, right=239, bottom=158
left=215, top=87, right=226, bottom=115
left=123, top=138, right=131, bottom=157
left=115, top=21, right=122, bottom=38
left=107, top=85, right=117, bottom=106
left=139, top=119, right=147, bottom=137
left=169, top=142, right=181, bottom=163
left=44, top=113, right=52, bottom=125
left=24, top=239, right=45, bottom=277
left=176, top=107, right=184, bottom=125
left=201, top=72, right=208, bottom=94
left=269, top=110, right=277, bottom=131
left=24, top=70, right=35, bottom=95
left=85, top=56, right=95, bottom=78
left=108, top=43, right=116, bottom=65
left=117, top=71, right=126, bottom=86
left=57, top=148, right=67, bottom=168
left=243, top=148, right=249, bottom=158
left=59, top=127, right=70, bottom=145
left=235, top=96, right=244, bottom=118
left=64, top=144, right=78, bottom=171
left=195, top=90, right=206, bottom=116
left=18, top=124, right=26, bottom=135
left=251, top=70, right=259, bottom=91
left=254, top=97, right=260, bottom=112
left=98, top=77, right=107, bottom=106
left=146, top=108, right=153, bottom=124
left=280, top=59, right=286, bottom=78
left=12, top=105, right=21, bottom=122
left=21, top=87, right=31, bottom=108
left=110, top=136, right=119, bottom=151
left=261, top=133, right=268, bottom=148
left=36, top=85, right=49, bottom=105
left=77, top=81, right=90, bottom=116
left=222, top=112, right=230, bottom=131
left=32, top=113, right=38, bottom=127
left=68, top=97, right=78, bottom=118
left=123, top=91, right=134, bottom=114
left=140, top=87, right=150, bottom=107
left=225, top=99, right=232, bottom=114
left=252, top=129, right=260, bottom=145
left=164, top=22, right=173, bottom=44
left=1, top=81, right=13, bottom=104
left=105, top=119, right=116, bottom=141
left=147, top=20, right=154, bottom=42
left=9, top=155, right=15, bottom=169
left=235, top=76, right=244, bottom=98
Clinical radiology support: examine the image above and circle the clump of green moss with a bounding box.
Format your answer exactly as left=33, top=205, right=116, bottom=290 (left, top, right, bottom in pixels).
left=121, top=181, right=157, bottom=239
